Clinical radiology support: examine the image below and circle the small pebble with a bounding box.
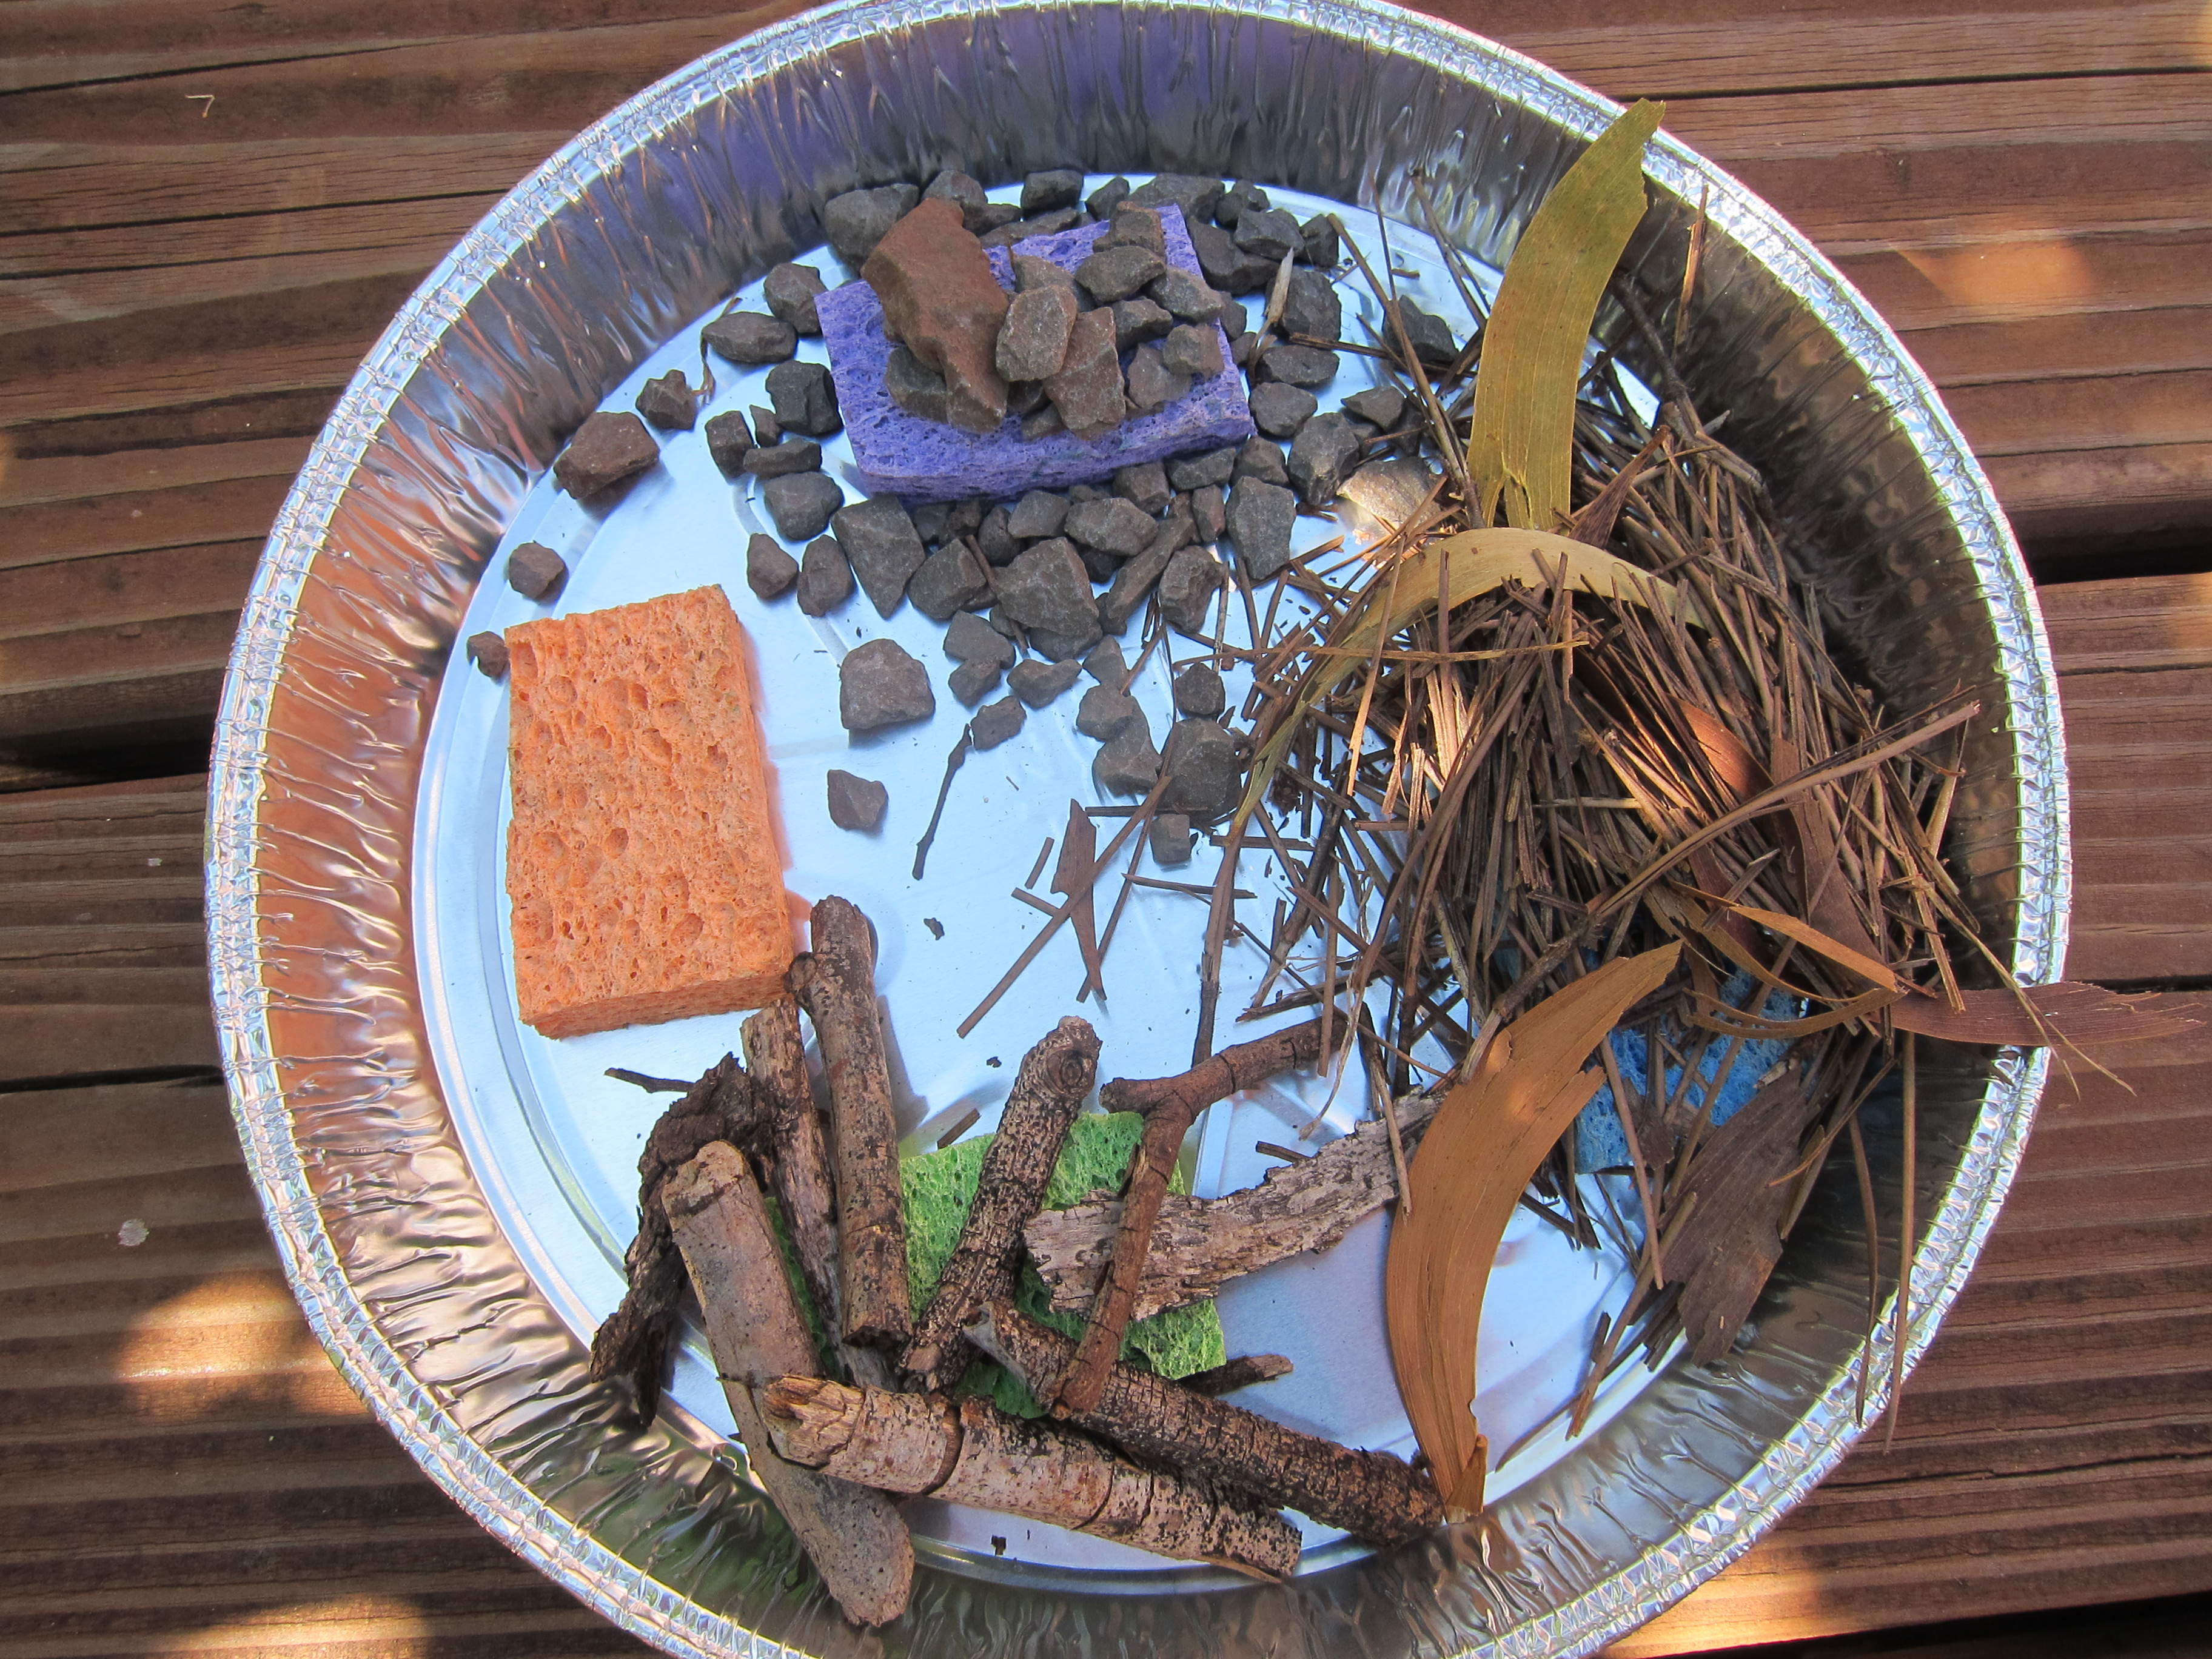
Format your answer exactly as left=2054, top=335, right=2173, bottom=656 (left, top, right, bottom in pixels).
left=1149, top=813, right=1194, bottom=867
left=1076, top=244, right=1167, bottom=305
left=1112, top=461, right=1172, bottom=517
left=1235, top=435, right=1291, bottom=486
left=1083, top=638, right=1128, bottom=684
left=763, top=262, right=828, bottom=333
left=506, top=541, right=568, bottom=602
left=1214, top=181, right=1268, bottom=227
left=977, top=505, right=1022, bottom=566
left=766, top=360, right=841, bottom=437
left=1149, top=267, right=1227, bottom=325
left=1007, top=489, right=1070, bottom=540
left=945, top=610, right=1016, bottom=666
left=833, top=497, right=928, bottom=618
left=635, top=369, right=699, bottom=431
left=884, top=347, right=950, bottom=423
left=705, top=409, right=754, bottom=475
left=1013, top=253, right=1083, bottom=298
left=1299, top=214, right=1340, bottom=268
left=949, top=655, right=1005, bottom=706
left=795, top=535, right=853, bottom=615
left=822, top=184, right=920, bottom=265
left=1190, top=483, right=1227, bottom=543
left=702, top=309, right=798, bottom=365
left=1288, top=412, right=1362, bottom=505
left=1065, top=495, right=1156, bottom=558
left=997, top=286, right=1078, bottom=383
left=968, top=695, right=1026, bottom=750
left=1124, top=173, right=1226, bottom=224
left=750, top=403, right=782, bottom=445
left=1093, top=725, right=1163, bottom=795
left=743, top=438, right=823, bottom=478
left=1256, top=341, right=1339, bottom=389
left=1022, top=169, right=1085, bottom=213
left=1341, top=384, right=1409, bottom=431
left=1085, top=176, right=1131, bottom=218
left=466, top=631, right=508, bottom=680
left=763, top=470, right=845, bottom=542
left=1232, top=206, right=1302, bottom=263
left=1279, top=267, right=1342, bottom=343
left=923, top=169, right=990, bottom=229
left=1394, top=300, right=1458, bottom=364
left=1173, top=662, right=1226, bottom=717
left=1167, top=447, right=1238, bottom=491
left=907, top=538, right=992, bottom=622
left=1161, top=322, right=1225, bottom=379
left=1162, top=719, right=1245, bottom=822
left=746, top=532, right=799, bottom=601
left=826, top=769, right=889, bottom=831
left=1124, top=343, right=1190, bottom=416
left=1110, top=298, right=1174, bottom=352
left=1158, top=546, right=1225, bottom=637
left=1248, top=382, right=1318, bottom=439
left=839, top=637, right=934, bottom=732
left=1008, top=659, right=1082, bottom=707
left=1101, top=206, right=1166, bottom=256
left=1226, top=475, right=1298, bottom=581
left=552, top=411, right=657, bottom=498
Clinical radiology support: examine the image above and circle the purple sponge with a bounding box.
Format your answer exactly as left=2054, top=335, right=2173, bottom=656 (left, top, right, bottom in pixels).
left=817, top=207, right=1255, bottom=503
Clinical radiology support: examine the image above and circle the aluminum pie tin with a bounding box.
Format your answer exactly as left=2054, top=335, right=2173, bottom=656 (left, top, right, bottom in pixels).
left=206, top=1, right=2070, bottom=1654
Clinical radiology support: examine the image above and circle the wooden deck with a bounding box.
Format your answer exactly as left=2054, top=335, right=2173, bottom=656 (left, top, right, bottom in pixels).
left=3, top=0, right=2208, bottom=1652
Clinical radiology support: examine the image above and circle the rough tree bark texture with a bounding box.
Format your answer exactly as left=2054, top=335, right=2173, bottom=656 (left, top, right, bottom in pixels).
left=788, top=896, right=911, bottom=1350
left=902, top=1014, right=1100, bottom=1389
left=587, top=1053, right=761, bottom=1421
left=662, top=1142, right=914, bottom=1627
left=1054, top=1017, right=1331, bottom=1415
left=1027, top=1092, right=1438, bottom=1317
left=762, top=1376, right=1301, bottom=1580
left=985, top=1302, right=1441, bottom=1546
left=739, top=993, right=896, bottom=1389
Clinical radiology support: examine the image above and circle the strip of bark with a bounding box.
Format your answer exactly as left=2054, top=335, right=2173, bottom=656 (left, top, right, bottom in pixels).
left=788, top=896, right=911, bottom=1350
left=1181, top=1355, right=1295, bottom=1396
left=902, top=1014, right=1100, bottom=1390
left=980, top=1301, right=1441, bottom=1546
left=663, top=1143, right=914, bottom=1626
left=762, top=1376, right=1300, bottom=1580
left=740, top=994, right=894, bottom=1390
left=1053, top=1019, right=1332, bottom=1415
left=588, top=1053, right=762, bottom=1421
left=1026, top=1093, right=1438, bottom=1319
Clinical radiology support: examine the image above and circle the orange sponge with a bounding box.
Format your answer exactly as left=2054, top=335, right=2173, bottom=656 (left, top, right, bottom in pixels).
left=505, top=586, right=794, bottom=1039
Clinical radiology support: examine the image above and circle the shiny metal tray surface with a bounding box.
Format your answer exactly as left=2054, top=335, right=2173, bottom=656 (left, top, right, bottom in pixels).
left=207, top=2, right=2069, bottom=1655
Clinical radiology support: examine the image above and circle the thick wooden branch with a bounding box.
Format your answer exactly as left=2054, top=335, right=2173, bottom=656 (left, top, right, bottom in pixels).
left=586, top=1053, right=761, bottom=1421
left=902, top=1014, right=1099, bottom=1389
left=762, top=1376, right=1301, bottom=1580
left=1053, top=1017, right=1332, bottom=1416
left=663, top=1142, right=914, bottom=1627
left=788, top=896, right=911, bottom=1350
left=984, top=1301, right=1441, bottom=1547
left=1026, top=1093, right=1439, bottom=1319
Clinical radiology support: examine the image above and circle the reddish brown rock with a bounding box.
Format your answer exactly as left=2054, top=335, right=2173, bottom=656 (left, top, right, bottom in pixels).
left=862, top=198, right=1010, bottom=434
left=1043, top=308, right=1124, bottom=441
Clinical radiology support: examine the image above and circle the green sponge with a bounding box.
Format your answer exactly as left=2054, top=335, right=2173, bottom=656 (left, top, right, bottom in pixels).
left=901, top=1111, right=1225, bottom=1416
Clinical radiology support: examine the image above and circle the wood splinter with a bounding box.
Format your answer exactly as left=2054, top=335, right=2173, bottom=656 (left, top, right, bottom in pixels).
left=788, top=896, right=911, bottom=1352
left=902, top=1015, right=1101, bottom=1390
left=663, top=1142, right=913, bottom=1627
left=982, top=1301, right=1441, bottom=1546
left=762, top=1376, right=1301, bottom=1581
left=588, top=1053, right=762, bottom=1422
left=1053, top=1017, right=1333, bottom=1417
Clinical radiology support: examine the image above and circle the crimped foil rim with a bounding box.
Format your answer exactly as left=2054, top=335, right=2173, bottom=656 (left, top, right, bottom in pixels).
left=206, top=1, right=2070, bottom=1654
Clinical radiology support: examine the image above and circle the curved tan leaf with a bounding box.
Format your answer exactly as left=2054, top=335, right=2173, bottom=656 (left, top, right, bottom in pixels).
left=1384, top=943, right=1681, bottom=1513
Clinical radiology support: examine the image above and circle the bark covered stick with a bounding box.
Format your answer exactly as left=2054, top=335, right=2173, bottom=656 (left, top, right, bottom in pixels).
left=902, top=1014, right=1101, bottom=1389
left=739, top=993, right=897, bottom=1388
left=762, top=1376, right=1301, bottom=1580
left=788, top=896, right=911, bottom=1350
left=1053, top=1017, right=1332, bottom=1416
left=982, top=1301, right=1441, bottom=1546
left=663, top=1142, right=914, bottom=1627
left=1181, top=1355, right=1296, bottom=1397
left=588, top=1054, right=762, bottom=1421
left=1026, top=1091, right=1438, bottom=1318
